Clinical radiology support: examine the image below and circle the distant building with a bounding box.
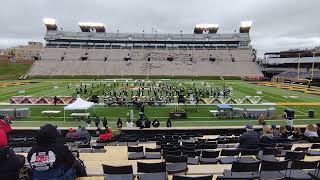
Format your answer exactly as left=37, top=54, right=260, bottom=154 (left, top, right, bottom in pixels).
left=3, top=42, right=43, bottom=61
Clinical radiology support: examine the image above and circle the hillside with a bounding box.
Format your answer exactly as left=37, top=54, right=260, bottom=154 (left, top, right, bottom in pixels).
left=0, top=62, right=33, bottom=80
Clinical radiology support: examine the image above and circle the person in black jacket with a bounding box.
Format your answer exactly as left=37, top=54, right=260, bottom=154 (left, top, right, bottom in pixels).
left=152, top=119, right=160, bottom=128
left=102, top=117, right=108, bottom=129
left=144, top=118, right=151, bottom=128
left=86, top=116, right=91, bottom=128
left=94, top=116, right=100, bottom=127
left=166, top=118, right=172, bottom=128
left=27, top=124, right=76, bottom=179
left=0, top=130, right=25, bottom=180
left=116, top=118, right=123, bottom=128
left=239, top=124, right=260, bottom=149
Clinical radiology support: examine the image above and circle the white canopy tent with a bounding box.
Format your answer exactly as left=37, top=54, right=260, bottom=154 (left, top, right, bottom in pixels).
left=64, top=97, right=94, bottom=122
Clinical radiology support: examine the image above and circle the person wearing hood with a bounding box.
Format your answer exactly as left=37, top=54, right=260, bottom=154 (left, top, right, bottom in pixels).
left=27, top=124, right=76, bottom=180
left=0, top=129, right=25, bottom=180
left=78, top=126, right=91, bottom=144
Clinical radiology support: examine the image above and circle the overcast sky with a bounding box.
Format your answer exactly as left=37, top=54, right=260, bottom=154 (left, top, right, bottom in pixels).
left=0, top=0, right=319, bottom=56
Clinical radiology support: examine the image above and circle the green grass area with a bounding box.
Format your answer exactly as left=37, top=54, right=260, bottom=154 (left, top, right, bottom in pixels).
left=0, top=63, right=32, bottom=79
left=0, top=79, right=320, bottom=128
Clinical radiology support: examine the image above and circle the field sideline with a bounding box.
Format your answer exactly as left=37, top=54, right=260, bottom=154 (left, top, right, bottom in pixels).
left=0, top=79, right=320, bottom=128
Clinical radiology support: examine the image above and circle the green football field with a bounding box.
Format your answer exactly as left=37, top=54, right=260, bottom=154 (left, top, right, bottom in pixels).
left=1, top=78, right=320, bottom=129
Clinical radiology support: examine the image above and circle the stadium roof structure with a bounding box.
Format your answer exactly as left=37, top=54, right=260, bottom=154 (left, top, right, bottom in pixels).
left=239, top=21, right=252, bottom=33
left=194, top=24, right=219, bottom=34
left=43, top=20, right=253, bottom=47
left=265, top=49, right=319, bottom=56
left=43, top=18, right=58, bottom=31
left=44, top=30, right=250, bottom=45
left=78, top=22, right=106, bottom=33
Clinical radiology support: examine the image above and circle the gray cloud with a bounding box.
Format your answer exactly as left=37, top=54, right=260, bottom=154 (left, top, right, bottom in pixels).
left=0, top=0, right=319, bottom=56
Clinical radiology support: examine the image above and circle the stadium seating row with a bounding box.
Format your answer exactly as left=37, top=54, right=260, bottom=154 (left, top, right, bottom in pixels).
left=28, top=48, right=263, bottom=77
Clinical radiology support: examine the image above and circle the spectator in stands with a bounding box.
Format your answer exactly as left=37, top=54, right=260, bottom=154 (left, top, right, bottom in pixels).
left=86, top=116, right=91, bottom=128
left=55, top=125, right=61, bottom=136
left=102, top=117, right=108, bottom=129
left=144, top=118, right=151, bottom=128
left=257, top=113, right=266, bottom=125
left=76, top=125, right=82, bottom=133
left=94, top=116, right=100, bottom=127
left=98, top=127, right=113, bottom=141
left=126, top=119, right=134, bottom=128
left=287, top=118, right=293, bottom=127
left=259, top=127, right=274, bottom=144
left=316, top=123, right=320, bottom=137
left=293, top=127, right=302, bottom=139
left=281, top=125, right=293, bottom=139
left=78, top=126, right=91, bottom=144
left=28, top=124, right=77, bottom=179
left=304, top=124, right=319, bottom=138
left=239, top=124, right=260, bottom=149
left=95, top=127, right=102, bottom=136
left=152, top=119, right=160, bottom=128
left=117, top=118, right=123, bottom=128
left=271, top=124, right=281, bottom=138
left=166, top=118, right=172, bottom=128
left=0, top=129, right=25, bottom=180
left=136, top=119, right=143, bottom=129
left=66, top=128, right=79, bottom=139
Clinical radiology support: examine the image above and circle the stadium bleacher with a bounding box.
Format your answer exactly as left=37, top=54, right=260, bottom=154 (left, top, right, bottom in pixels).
left=4, top=122, right=320, bottom=180
left=28, top=48, right=262, bottom=77
left=26, top=22, right=263, bottom=78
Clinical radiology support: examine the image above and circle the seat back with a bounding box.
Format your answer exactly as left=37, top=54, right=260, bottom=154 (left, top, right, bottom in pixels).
left=311, top=144, right=320, bottom=149
left=173, top=175, right=213, bottom=180
left=104, top=174, right=134, bottom=180
left=240, top=149, right=259, bottom=156
left=261, top=160, right=289, bottom=171
left=203, top=142, right=217, bottom=149
left=163, top=150, right=181, bottom=156
left=284, top=151, right=306, bottom=161
left=294, top=147, right=309, bottom=152
left=278, top=143, right=292, bottom=150
left=102, top=164, right=133, bottom=174
left=138, top=173, right=166, bottom=180
left=128, top=146, right=143, bottom=152
left=137, top=162, right=166, bottom=173
left=145, top=148, right=161, bottom=153
left=231, top=161, right=260, bottom=172
left=165, top=155, right=188, bottom=163
left=220, top=149, right=240, bottom=157
left=201, top=150, right=220, bottom=158
left=291, top=160, right=319, bottom=170
left=262, top=147, right=277, bottom=156
left=182, top=142, right=196, bottom=147
left=183, top=150, right=201, bottom=157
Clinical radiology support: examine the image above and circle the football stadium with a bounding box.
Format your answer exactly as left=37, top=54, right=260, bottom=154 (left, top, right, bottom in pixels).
left=1, top=10, right=320, bottom=180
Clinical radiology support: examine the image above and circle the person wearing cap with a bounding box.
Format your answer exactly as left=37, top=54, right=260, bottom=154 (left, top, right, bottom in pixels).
left=0, top=129, right=25, bottom=180
left=239, top=124, right=260, bottom=149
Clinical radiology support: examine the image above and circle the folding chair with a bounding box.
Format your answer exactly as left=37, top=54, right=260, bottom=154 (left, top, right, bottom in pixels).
left=102, top=164, right=134, bottom=180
